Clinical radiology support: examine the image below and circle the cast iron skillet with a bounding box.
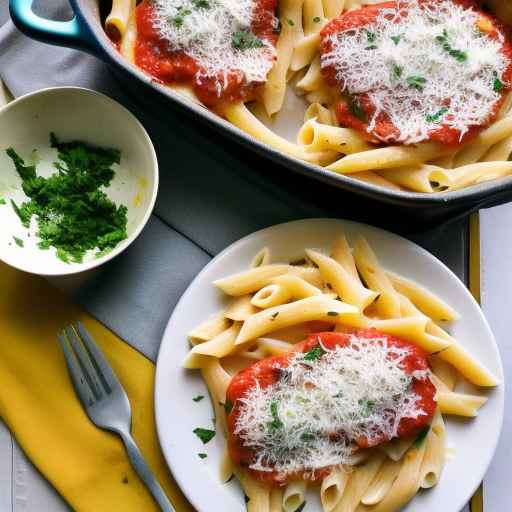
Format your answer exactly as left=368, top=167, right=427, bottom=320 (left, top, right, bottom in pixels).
left=9, top=0, right=512, bottom=224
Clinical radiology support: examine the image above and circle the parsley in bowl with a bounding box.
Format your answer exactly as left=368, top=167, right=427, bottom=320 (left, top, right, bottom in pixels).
left=0, top=87, right=158, bottom=275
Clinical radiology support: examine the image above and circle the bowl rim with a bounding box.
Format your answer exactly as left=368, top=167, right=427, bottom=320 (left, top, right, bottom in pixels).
left=0, top=85, right=159, bottom=276
left=71, top=0, right=512, bottom=209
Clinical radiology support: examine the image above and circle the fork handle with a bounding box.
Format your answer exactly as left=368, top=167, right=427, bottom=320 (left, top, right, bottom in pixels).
left=119, top=431, right=175, bottom=512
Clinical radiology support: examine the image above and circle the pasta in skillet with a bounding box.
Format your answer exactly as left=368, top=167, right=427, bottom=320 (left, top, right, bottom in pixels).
left=103, top=0, right=512, bottom=193
left=183, top=232, right=498, bottom=512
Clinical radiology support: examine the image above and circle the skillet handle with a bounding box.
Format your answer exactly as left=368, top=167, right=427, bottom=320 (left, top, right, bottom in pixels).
left=9, top=0, right=101, bottom=55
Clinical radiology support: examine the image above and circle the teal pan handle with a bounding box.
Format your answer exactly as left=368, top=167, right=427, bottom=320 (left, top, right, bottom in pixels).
left=9, top=0, right=101, bottom=55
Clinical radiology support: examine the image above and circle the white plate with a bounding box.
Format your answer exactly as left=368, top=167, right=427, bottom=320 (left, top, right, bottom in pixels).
left=155, top=218, right=504, bottom=512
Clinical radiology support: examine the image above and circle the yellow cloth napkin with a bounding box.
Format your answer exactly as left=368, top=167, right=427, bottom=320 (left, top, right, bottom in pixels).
left=0, top=262, right=194, bottom=512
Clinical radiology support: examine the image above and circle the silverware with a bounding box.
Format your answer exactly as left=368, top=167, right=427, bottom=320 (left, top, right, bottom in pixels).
left=58, top=322, right=175, bottom=512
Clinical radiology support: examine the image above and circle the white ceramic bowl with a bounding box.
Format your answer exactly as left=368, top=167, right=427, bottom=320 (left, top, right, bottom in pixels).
left=0, top=87, right=158, bottom=275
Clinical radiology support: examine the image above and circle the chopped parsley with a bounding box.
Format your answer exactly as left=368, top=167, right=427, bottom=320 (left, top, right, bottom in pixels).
left=192, top=395, right=205, bottom=402
left=295, top=503, right=307, bottom=512
left=313, top=16, right=321, bottom=23
left=271, top=311, right=279, bottom=320
left=413, top=426, right=430, bottom=448
left=172, top=6, right=192, bottom=27
left=358, top=399, right=375, bottom=417
left=390, top=35, right=401, bottom=45
left=364, top=29, right=377, bottom=50
left=327, top=311, right=339, bottom=316
left=198, top=453, right=208, bottom=459
left=191, top=0, right=210, bottom=8
left=435, top=29, right=468, bottom=62
left=406, top=75, right=427, bottom=91
left=224, top=399, right=234, bottom=415
left=6, top=134, right=127, bottom=263
left=231, top=30, right=264, bottom=50
left=286, top=18, right=295, bottom=26
left=347, top=95, right=367, bottom=122
left=13, top=236, right=24, bottom=248
left=426, top=107, right=449, bottom=123
left=392, top=65, right=403, bottom=79
left=304, top=346, right=325, bottom=361
left=268, top=401, right=283, bottom=430
left=0, top=198, right=6, bottom=205
left=300, top=432, right=315, bottom=442
left=193, top=427, right=216, bottom=444
left=493, top=74, right=504, bottom=92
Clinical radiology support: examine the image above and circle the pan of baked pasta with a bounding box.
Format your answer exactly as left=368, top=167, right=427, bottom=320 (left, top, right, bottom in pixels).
left=10, top=0, right=512, bottom=220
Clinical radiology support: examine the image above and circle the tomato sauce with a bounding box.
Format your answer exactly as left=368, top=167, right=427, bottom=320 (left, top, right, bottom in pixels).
left=132, top=0, right=278, bottom=108
left=226, top=329, right=436, bottom=484
left=320, top=0, right=512, bottom=146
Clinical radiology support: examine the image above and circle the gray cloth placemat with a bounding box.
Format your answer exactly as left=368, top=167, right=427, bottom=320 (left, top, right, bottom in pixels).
left=0, top=3, right=468, bottom=362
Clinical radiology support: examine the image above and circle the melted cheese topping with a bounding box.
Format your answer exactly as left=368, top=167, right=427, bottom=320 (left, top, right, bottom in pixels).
left=152, top=0, right=277, bottom=96
left=321, top=0, right=510, bottom=143
left=234, top=335, right=429, bottom=478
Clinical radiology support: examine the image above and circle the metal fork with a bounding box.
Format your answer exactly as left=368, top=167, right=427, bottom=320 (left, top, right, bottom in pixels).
left=58, top=322, right=175, bottom=512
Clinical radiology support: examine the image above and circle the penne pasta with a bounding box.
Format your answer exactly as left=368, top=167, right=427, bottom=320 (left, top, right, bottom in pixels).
left=361, top=459, right=402, bottom=506
left=419, top=410, right=446, bottom=489
left=262, top=0, right=305, bottom=115
left=326, top=143, right=446, bottom=175
left=429, top=355, right=458, bottom=391
left=188, top=312, right=232, bottom=345
left=353, top=237, right=401, bottom=319
left=378, top=165, right=452, bottom=193
left=225, top=295, right=260, bottom=321
left=321, top=466, right=349, bottom=512
left=330, top=234, right=359, bottom=281
left=304, top=102, right=335, bottom=125
left=251, top=247, right=272, bottom=268
left=447, top=161, right=512, bottom=191
left=436, top=391, right=488, bottom=417
left=306, top=249, right=379, bottom=309
left=105, top=0, right=136, bottom=40
left=233, top=467, right=271, bottom=512
left=236, top=295, right=362, bottom=344
left=270, top=487, right=284, bottom=512
left=292, top=32, right=322, bottom=71
left=296, top=55, right=324, bottom=92
left=283, top=481, right=307, bottom=512
left=334, top=454, right=385, bottom=512
left=386, top=271, right=459, bottom=322
left=379, top=437, right=414, bottom=462
left=298, top=120, right=371, bottom=154
left=350, top=171, right=403, bottom=191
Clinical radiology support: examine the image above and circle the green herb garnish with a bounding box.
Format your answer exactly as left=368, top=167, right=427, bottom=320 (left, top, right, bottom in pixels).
left=347, top=96, right=367, bottom=122
left=392, top=65, right=403, bottom=79
left=198, top=453, right=208, bottom=459
left=358, top=399, right=375, bottom=417
left=286, top=18, right=295, bottom=26
left=406, top=75, right=427, bottom=91
left=295, top=503, right=307, bottom=512
left=271, top=312, right=279, bottom=320
left=13, top=236, right=24, bottom=247
left=269, top=401, right=284, bottom=430
left=225, top=399, right=234, bottom=415
left=494, top=74, right=504, bottom=92
left=413, top=426, right=430, bottom=448
left=313, top=16, right=321, bottom=23
left=193, top=427, right=216, bottom=444
left=0, top=198, right=6, bottom=205
left=364, top=29, right=377, bottom=43
left=192, top=0, right=210, bottom=8
left=6, top=134, right=127, bottom=263
left=426, top=107, right=449, bottom=123
left=304, top=346, right=325, bottom=361
left=172, top=6, right=192, bottom=27
left=390, top=35, right=401, bottom=45
left=435, top=29, right=467, bottom=62
left=193, top=395, right=205, bottom=402
left=231, top=30, right=264, bottom=50
left=327, top=311, right=339, bottom=316
left=300, top=432, right=315, bottom=442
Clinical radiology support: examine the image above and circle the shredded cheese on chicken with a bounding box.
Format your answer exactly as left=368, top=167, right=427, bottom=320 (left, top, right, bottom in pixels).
left=151, top=0, right=277, bottom=96
left=321, top=0, right=510, bottom=143
left=234, top=335, right=429, bottom=479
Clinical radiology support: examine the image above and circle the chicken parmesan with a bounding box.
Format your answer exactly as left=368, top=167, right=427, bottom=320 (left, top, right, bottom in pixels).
left=133, top=0, right=278, bottom=107
left=226, top=330, right=436, bottom=485
left=320, top=0, right=512, bottom=145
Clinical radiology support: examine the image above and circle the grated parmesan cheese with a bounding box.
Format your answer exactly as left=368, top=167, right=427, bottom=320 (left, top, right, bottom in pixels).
left=321, top=0, right=510, bottom=143
left=151, top=0, right=277, bottom=97
left=234, top=334, right=429, bottom=479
